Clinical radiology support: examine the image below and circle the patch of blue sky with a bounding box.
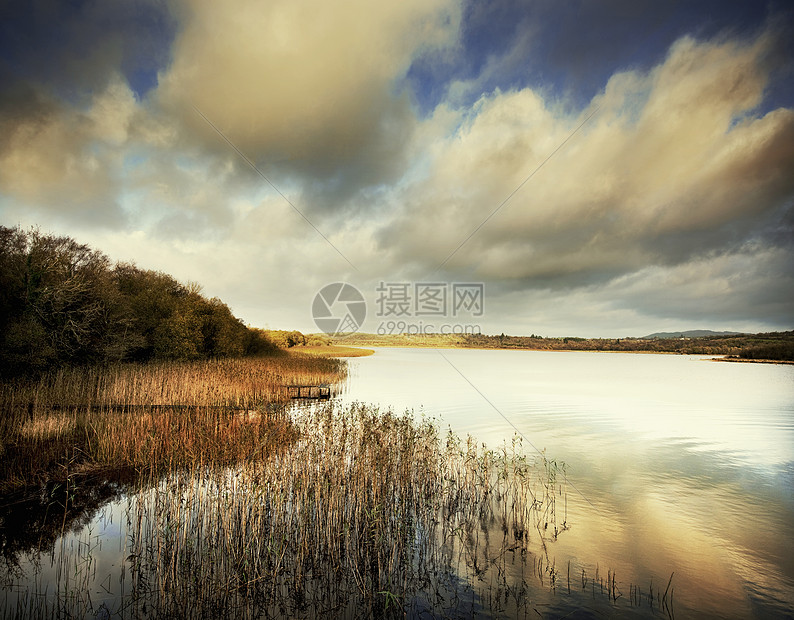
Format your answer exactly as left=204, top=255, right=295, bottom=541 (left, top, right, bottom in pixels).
left=407, top=0, right=792, bottom=117
left=122, top=152, right=149, bottom=172
left=117, top=187, right=161, bottom=229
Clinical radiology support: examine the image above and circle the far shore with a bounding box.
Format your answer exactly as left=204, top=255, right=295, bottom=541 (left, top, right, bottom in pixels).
left=333, top=342, right=691, bottom=355
left=327, top=331, right=793, bottom=363
left=712, top=356, right=794, bottom=366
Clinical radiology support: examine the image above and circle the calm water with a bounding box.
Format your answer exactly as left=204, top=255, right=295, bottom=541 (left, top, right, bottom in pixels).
left=337, top=348, right=794, bottom=618
left=2, top=349, right=792, bottom=618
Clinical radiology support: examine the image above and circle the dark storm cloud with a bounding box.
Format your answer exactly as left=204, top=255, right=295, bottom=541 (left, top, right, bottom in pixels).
left=0, top=0, right=176, bottom=100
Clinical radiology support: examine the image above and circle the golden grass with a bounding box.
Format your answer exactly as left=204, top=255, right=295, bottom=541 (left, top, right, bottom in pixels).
left=289, top=344, right=375, bottom=357
left=0, top=355, right=346, bottom=491
left=18, top=414, right=77, bottom=441
left=1, top=355, right=344, bottom=411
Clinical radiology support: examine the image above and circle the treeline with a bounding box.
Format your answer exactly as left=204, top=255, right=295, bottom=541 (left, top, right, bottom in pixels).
left=736, top=340, right=794, bottom=361
left=0, top=226, right=277, bottom=376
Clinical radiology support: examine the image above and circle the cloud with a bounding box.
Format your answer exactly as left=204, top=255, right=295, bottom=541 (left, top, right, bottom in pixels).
left=0, top=0, right=176, bottom=99
left=0, top=0, right=176, bottom=226
left=156, top=0, right=461, bottom=209
left=378, top=33, right=794, bottom=293
left=607, top=245, right=794, bottom=327
left=1, top=3, right=791, bottom=335
left=0, top=75, right=142, bottom=226
left=410, top=0, right=794, bottom=113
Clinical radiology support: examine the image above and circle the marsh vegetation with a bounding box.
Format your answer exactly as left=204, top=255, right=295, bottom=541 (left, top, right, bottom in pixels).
left=0, top=354, right=679, bottom=618
left=1, top=400, right=676, bottom=619
left=0, top=355, right=343, bottom=491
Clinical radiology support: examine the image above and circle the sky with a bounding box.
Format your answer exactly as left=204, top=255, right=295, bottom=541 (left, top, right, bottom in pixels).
left=1, top=0, right=793, bottom=338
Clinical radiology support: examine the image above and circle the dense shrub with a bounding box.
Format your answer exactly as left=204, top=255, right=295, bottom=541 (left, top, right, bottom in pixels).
left=738, top=342, right=794, bottom=361
left=0, top=226, right=277, bottom=375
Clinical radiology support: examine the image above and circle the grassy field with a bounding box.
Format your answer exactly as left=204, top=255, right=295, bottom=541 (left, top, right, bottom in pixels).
left=288, top=344, right=375, bottom=357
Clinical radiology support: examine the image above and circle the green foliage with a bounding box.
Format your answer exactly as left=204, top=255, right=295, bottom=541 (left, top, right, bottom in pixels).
left=0, top=226, right=277, bottom=375
left=261, top=329, right=307, bottom=348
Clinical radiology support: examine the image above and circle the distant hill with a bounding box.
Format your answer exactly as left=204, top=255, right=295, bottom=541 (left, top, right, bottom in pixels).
left=642, top=330, right=743, bottom=339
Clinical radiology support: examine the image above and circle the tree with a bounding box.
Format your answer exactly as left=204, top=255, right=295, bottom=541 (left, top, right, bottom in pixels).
left=1, top=227, right=115, bottom=371
left=0, top=226, right=280, bottom=374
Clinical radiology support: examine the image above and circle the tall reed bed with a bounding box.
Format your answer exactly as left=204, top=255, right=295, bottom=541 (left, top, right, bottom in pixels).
left=1, top=354, right=343, bottom=412
left=0, top=355, right=344, bottom=490
left=3, top=403, right=571, bottom=619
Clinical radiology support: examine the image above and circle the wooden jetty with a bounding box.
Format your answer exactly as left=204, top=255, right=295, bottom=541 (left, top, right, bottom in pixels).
left=15, top=385, right=334, bottom=415
left=286, top=385, right=332, bottom=400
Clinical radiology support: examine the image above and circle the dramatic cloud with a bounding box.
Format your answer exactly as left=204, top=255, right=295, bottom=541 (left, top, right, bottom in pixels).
left=409, top=0, right=794, bottom=112
left=157, top=0, right=461, bottom=206
left=0, top=0, right=792, bottom=335
left=379, top=34, right=794, bottom=293
left=0, top=75, right=140, bottom=225
left=0, top=0, right=175, bottom=225
left=0, top=0, right=175, bottom=98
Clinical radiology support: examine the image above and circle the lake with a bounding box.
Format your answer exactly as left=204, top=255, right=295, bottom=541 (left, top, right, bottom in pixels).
left=337, top=347, right=794, bottom=618
left=2, top=348, right=792, bottom=618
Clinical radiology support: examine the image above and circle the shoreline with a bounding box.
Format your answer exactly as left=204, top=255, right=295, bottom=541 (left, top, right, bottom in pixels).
left=289, top=345, right=375, bottom=358
left=711, top=356, right=794, bottom=366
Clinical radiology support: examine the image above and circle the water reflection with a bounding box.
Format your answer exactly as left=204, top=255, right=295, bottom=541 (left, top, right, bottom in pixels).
left=338, top=348, right=794, bottom=618
left=2, top=406, right=643, bottom=619
left=0, top=470, right=136, bottom=567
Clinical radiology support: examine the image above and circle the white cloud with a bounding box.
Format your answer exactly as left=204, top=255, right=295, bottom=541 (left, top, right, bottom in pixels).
left=378, top=33, right=794, bottom=291
left=156, top=0, right=461, bottom=190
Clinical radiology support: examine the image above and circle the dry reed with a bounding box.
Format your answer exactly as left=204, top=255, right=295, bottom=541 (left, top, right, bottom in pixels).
left=2, top=403, right=574, bottom=618
left=0, top=355, right=344, bottom=490
left=0, top=359, right=675, bottom=619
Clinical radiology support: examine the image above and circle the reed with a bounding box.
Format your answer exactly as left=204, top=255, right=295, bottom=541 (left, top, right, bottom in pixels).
left=1, top=354, right=343, bottom=411
left=0, top=354, right=344, bottom=490
left=0, top=401, right=677, bottom=619
left=2, top=403, right=573, bottom=618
